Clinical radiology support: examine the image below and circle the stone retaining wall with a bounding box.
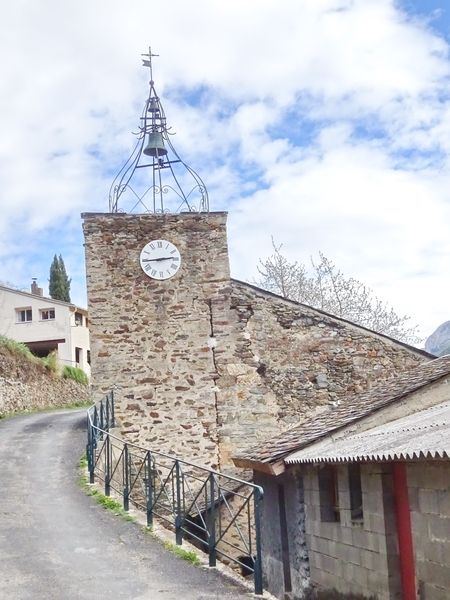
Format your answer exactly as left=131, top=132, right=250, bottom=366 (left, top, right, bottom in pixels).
left=0, top=348, right=89, bottom=415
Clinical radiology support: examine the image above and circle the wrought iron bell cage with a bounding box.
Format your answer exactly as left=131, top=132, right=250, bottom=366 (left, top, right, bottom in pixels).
left=109, top=49, right=209, bottom=214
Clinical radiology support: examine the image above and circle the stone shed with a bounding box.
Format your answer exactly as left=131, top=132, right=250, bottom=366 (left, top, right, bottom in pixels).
left=234, top=356, right=450, bottom=599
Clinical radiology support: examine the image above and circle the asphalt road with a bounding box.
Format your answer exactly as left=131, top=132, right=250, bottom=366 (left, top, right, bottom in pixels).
left=0, top=410, right=254, bottom=600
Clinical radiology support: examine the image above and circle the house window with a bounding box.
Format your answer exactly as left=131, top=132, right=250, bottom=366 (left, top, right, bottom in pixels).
left=74, top=312, right=83, bottom=326
left=75, top=347, right=82, bottom=364
left=87, top=350, right=91, bottom=365
left=16, top=308, right=32, bottom=323
left=348, top=463, right=364, bottom=522
left=318, top=466, right=340, bottom=522
left=40, top=308, right=55, bottom=321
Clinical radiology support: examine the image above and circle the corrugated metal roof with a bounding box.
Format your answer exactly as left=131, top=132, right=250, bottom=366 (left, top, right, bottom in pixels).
left=234, top=355, right=450, bottom=465
left=285, top=401, right=450, bottom=464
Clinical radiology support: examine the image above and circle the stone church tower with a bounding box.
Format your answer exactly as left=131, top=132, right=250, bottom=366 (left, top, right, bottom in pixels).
left=83, top=211, right=231, bottom=470
left=83, top=52, right=429, bottom=474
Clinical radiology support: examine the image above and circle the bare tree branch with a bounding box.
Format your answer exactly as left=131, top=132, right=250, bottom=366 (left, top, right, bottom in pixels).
left=255, top=240, right=421, bottom=346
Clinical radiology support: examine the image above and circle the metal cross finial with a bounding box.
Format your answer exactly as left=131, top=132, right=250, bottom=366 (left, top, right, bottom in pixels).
left=142, top=47, right=159, bottom=83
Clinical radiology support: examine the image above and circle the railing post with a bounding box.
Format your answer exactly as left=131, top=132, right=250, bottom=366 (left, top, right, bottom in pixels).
left=111, top=389, right=115, bottom=428
left=123, top=443, right=129, bottom=511
left=99, top=400, right=104, bottom=438
left=105, top=395, right=110, bottom=432
left=86, top=415, right=95, bottom=484
left=208, top=473, right=217, bottom=567
left=253, top=487, right=264, bottom=595
left=105, top=434, right=111, bottom=496
left=175, top=460, right=183, bottom=545
left=146, top=451, right=153, bottom=527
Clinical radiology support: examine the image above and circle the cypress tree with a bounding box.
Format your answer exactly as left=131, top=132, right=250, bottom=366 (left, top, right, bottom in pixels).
left=49, top=254, right=71, bottom=302
left=58, top=254, right=71, bottom=302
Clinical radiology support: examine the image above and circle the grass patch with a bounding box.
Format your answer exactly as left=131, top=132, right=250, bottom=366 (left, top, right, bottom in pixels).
left=163, top=540, right=201, bottom=565
left=78, top=454, right=135, bottom=522
left=0, top=335, right=39, bottom=362
left=79, top=456, right=200, bottom=565
left=144, top=526, right=201, bottom=565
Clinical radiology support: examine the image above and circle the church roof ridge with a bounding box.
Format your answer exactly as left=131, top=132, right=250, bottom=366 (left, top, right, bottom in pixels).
left=230, top=279, right=432, bottom=359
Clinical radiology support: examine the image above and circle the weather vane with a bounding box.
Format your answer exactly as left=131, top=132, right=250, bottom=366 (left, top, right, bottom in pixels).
left=109, top=47, right=209, bottom=214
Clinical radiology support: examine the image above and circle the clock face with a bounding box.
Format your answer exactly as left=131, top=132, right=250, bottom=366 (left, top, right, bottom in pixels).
left=140, top=239, right=181, bottom=280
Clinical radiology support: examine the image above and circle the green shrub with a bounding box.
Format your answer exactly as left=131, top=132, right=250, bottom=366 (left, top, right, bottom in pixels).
left=41, top=350, right=59, bottom=373
left=63, top=365, right=88, bottom=385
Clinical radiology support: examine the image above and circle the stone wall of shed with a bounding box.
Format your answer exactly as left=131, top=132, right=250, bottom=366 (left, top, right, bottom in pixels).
left=215, top=282, right=426, bottom=466
left=303, top=463, right=400, bottom=600
left=407, top=462, right=450, bottom=600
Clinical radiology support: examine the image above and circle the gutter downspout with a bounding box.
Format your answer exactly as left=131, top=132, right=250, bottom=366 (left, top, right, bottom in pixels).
left=392, top=462, right=416, bottom=600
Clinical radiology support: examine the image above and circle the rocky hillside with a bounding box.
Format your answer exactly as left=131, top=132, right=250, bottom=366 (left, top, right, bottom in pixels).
left=0, top=341, right=90, bottom=416
left=425, top=321, right=450, bottom=357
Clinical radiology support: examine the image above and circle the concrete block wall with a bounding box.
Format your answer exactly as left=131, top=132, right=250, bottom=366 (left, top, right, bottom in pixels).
left=303, top=463, right=399, bottom=599
left=408, top=462, right=450, bottom=600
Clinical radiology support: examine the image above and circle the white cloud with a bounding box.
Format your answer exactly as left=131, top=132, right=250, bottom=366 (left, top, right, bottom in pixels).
left=0, top=0, right=449, bottom=338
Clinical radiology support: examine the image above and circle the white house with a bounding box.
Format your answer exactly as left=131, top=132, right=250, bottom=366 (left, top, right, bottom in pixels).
left=0, top=281, right=91, bottom=377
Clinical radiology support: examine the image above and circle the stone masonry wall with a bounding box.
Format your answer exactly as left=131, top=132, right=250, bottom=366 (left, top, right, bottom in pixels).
left=408, top=462, right=450, bottom=600
left=215, top=281, right=427, bottom=466
left=82, top=212, right=427, bottom=474
left=82, top=212, right=230, bottom=470
left=0, top=347, right=89, bottom=414
left=303, top=463, right=400, bottom=600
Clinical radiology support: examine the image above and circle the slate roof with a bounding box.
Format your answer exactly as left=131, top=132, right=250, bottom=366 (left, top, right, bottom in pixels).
left=285, top=400, right=450, bottom=464
left=234, top=354, right=450, bottom=466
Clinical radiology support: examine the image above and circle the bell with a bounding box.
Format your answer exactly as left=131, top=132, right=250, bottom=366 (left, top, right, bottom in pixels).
left=143, top=132, right=168, bottom=157
left=148, top=97, right=159, bottom=112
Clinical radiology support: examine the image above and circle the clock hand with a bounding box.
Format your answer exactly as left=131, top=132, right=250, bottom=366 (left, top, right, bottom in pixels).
left=142, top=257, right=173, bottom=262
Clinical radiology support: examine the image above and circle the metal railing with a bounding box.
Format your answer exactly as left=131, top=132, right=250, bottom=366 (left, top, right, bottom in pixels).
left=86, top=392, right=264, bottom=595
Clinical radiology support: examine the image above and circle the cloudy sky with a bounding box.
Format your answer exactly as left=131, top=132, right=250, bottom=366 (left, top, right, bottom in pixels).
left=1, top=0, right=449, bottom=341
